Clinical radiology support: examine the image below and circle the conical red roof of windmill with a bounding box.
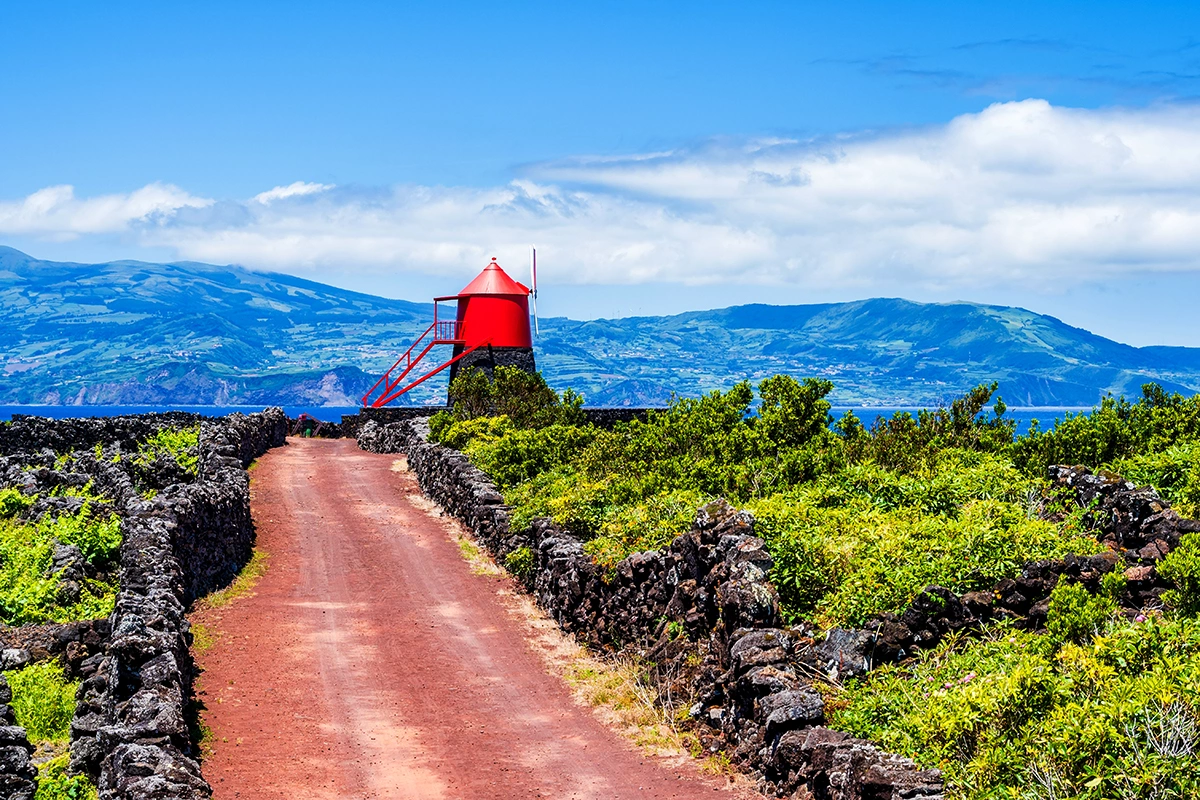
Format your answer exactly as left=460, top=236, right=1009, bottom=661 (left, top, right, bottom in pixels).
left=458, top=258, right=530, bottom=296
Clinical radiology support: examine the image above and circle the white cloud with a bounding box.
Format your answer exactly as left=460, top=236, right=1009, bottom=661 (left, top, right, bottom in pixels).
left=0, top=183, right=211, bottom=239
left=7, top=100, right=1200, bottom=289
left=252, top=181, right=334, bottom=204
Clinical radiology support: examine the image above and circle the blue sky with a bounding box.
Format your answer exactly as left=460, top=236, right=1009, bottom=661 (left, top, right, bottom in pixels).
left=4, top=2, right=1200, bottom=345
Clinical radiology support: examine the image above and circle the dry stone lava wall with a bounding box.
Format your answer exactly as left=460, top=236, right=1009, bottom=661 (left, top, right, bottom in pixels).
left=0, top=409, right=286, bottom=800
left=0, top=674, right=38, bottom=800
left=359, top=418, right=944, bottom=800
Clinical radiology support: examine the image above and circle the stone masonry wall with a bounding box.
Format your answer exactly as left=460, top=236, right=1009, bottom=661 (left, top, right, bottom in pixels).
left=0, top=409, right=286, bottom=800
left=0, top=412, right=206, bottom=458
left=359, top=418, right=943, bottom=799
left=0, top=674, right=38, bottom=800
left=76, top=410, right=286, bottom=800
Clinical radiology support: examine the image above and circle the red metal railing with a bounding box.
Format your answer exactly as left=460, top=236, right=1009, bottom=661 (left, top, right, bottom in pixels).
left=360, top=300, right=486, bottom=407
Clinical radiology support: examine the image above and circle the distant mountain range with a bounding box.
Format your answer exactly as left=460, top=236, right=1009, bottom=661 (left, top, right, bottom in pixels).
left=2, top=246, right=1198, bottom=407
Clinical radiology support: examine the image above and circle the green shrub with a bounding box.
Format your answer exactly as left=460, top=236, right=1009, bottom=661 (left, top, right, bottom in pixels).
left=428, top=409, right=454, bottom=443
left=0, top=505, right=119, bottom=624
left=1014, top=383, right=1200, bottom=478
left=1046, top=579, right=1117, bottom=647
left=445, top=366, right=584, bottom=430
left=583, top=489, right=708, bottom=569
left=0, top=488, right=33, bottom=519
left=5, top=661, right=77, bottom=742
left=446, top=366, right=494, bottom=419
left=39, top=501, right=121, bottom=565
left=1161, top=533, right=1200, bottom=616
left=504, top=546, right=534, bottom=578
left=137, top=425, right=199, bottom=475
left=34, top=753, right=97, bottom=800
left=828, top=617, right=1200, bottom=800
left=754, top=497, right=1101, bottom=627
left=845, top=383, right=1016, bottom=473
left=433, top=415, right=514, bottom=451
left=1114, top=443, right=1200, bottom=519
left=466, top=423, right=597, bottom=490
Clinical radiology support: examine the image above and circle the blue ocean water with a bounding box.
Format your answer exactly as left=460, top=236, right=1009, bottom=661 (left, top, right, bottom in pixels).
left=0, top=404, right=1089, bottom=436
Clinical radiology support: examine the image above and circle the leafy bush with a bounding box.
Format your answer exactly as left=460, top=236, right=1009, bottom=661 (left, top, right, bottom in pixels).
left=843, top=383, right=1016, bottom=473
left=35, top=753, right=97, bottom=800
left=504, top=546, right=534, bottom=578
left=753, top=496, right=1101, bottom=627
left=466, top=423, right=597, bottom=490
left=1014, top=384, right=1200, bottom=478
left=5, top=661, right=77, bottom=742
left=1045, top=578, right=1118, bottom=647
left=582, top=489, right=709, bottom=569
left=828, top=617, right=1200, bottom=800
left=137, top=424, right=199, bottom=476
left=433, top=414, right=514, bottom=452
left=1161, top=533, right=1200, bottom=616
left=1114, top=443, right=1200, bottom=519
left=0, top=488, right=33, bottom=519
left=442, top=366, right=584, bottom=431
left=0, top=502, right=119, bottom=624
left=39, top=499, right=121, bottom=565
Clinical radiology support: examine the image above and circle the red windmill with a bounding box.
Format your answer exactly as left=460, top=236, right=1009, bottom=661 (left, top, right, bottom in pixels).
left=361, top=256, right=538, bottom=407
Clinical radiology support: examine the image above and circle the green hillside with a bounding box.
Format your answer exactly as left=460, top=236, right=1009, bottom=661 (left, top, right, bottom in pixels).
left=2, top=247, right=1198, bottom=406
left=546, top=300, right=1200, bottom=406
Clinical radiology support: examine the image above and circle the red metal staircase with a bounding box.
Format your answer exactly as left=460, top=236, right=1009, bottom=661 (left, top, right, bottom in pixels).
left=360, top=304, right=489, bottom=408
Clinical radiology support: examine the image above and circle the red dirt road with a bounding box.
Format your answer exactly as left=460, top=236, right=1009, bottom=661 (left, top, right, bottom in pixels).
left=193, top=438, right=751, bottom=800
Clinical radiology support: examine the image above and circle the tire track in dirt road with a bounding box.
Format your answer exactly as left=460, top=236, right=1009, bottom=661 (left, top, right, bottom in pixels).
left=192, top=437, right=755, bottom=799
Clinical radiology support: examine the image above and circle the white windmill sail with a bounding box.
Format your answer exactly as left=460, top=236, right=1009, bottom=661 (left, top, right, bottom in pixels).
left=530, top=245, right=540, bottom=335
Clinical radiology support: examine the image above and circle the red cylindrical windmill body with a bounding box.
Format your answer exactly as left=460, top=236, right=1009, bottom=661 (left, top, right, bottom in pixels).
left=361, top=257, right=537, bottom=407
left=452, top=258, right=532, bottom=348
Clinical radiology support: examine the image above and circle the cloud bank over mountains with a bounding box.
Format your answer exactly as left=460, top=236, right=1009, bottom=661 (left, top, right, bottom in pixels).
left=5, top=99, right=1200, bottom=290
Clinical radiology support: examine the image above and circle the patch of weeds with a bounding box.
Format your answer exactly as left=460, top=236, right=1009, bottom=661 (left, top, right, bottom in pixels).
left=562, top=655, right=685, bottom=755
left=448, top=530, right=503, bottom=577
left=137, top=425, right=199, bottom=476
left=195, top=550, right=269, bottom=610
left=701, top=751, right=735, bottom=777
left=6, top=661, right=77, bottom=743
left=0, top=505, right=119, bottom=624
left=197, top=717, right=215, bottom=761
left=34, top=752, right=96, bottom=800
left=457, top=537, right=481, bottom=562
left=0, top=487, right=33, bottom=519
left=186, top=694, right=215, bottom=763
left=191, top=622, right=217, bottom=654
left=503, top=546, right=534, bottom=579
